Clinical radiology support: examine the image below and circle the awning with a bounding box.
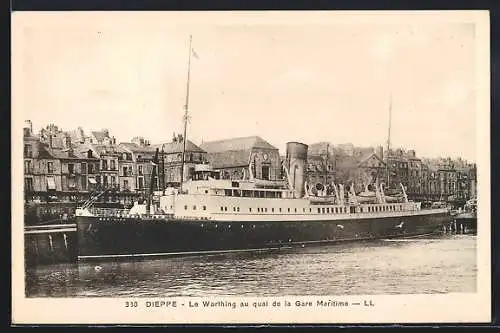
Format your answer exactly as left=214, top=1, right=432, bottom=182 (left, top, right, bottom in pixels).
left=88, top=177, right=97, bottom=184
left=46, top=177, right=56, bottom=190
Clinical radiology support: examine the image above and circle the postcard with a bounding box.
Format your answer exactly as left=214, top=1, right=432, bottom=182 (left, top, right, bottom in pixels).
left=12, top=10, right=490, bottom=324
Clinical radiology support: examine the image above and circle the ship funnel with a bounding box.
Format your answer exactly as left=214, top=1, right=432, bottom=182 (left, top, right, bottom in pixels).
left=286, top=142, right=308, bottom=198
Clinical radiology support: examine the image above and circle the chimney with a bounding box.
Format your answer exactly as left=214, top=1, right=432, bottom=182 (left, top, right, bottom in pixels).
left=112, top=136, right=116, bottom=145
left=48, top=135, right=53, bottom=148
left=64, top=135, right=72, bottom=149
left=24, top=120, right=33, bottom=136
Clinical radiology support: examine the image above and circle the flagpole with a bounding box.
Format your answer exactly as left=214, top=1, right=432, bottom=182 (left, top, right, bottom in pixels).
left=180, top=35, right=192, bottom=192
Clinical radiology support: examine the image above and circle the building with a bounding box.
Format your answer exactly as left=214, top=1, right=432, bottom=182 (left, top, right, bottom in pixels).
left=334, top=149, right=386, bottom=193
left=150, top=135, right=207, bottom=187
left=200, top=136, right=280, bottom=181
left=306, top=142, right=336, bottom=188
left=386, top=148, right=409, bottom=190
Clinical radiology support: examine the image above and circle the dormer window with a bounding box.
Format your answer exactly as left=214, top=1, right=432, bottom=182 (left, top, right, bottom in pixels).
left=87, top=149, right=93, bottom=158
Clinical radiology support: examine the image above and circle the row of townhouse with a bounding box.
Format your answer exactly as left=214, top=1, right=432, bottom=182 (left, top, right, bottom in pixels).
left=305, top=143, right=477, bottom=203
left=23, top=124, right=207, bottom=204
left=23, top=121, right=476, bottom=206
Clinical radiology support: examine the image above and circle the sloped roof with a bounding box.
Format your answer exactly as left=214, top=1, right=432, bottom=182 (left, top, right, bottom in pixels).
left=205, top=150, right=251, bottom=169
left=150, top=140, right=205, bottom=154
left=91, top=131, right=109, bottom=142
left=200, top=136, right=277, bottom=153
left=40, top=144, right=79, bottom=160
left=72, top=143, right=100, bottom=159
left=358, top=152, right=386, bottom=167
left=119, top=142, right=155, bottom=153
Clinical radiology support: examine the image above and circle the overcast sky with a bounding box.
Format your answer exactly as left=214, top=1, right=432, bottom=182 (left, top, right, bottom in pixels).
left=14, top=12, right=485, bottom=162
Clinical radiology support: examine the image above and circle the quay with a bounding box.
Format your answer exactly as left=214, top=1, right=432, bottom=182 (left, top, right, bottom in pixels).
left=24, top=224, right=77, bottom=266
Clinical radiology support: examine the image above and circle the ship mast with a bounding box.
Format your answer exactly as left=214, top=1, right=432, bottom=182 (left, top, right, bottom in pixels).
left=385, top=93, right=392, bottom=189
left=180, top=35, right=193, bottom=193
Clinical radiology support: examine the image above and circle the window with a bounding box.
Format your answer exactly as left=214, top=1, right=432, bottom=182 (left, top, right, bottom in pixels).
left=123, top=166, right=128, bottom=176
left=81, top=176, right=87, bottom=190
left=88, top=164, right=94, bottom=174
left=203, top=206, right=206, bottom=211
left=224, top=207, right=228, bottom=211
left=138, top=177, right=144, bottom=189
left=24, top=178, right=33, bottom=191
left=123, top=180, right=129, bottom=190
left=68, top=163, right=74, bottom=174
left=193, top=206, right=197, bottom=210
left=262, top=165, right=270, bottom=180
left=249, top=208, right=252, bottom=212
left=87, top=150, right=93, bottom=158
left=47, top=162, right=54, bottom=174
left=81, top=162, right=87, bottom=174
left=24, top=144, right=33, bottom=158
left=138, top=165, right=143, bottom=175
left=317, top=208, right=321, bottom=213
left=111, top=176, right=116, bottom=186
left=185, top=205, right=188, bottom=210
left=221, top=206, right=224, bottom=211
left=110, top=160, right=116, bottom=170
left=272, top=208, right=275, bottom=212
left=102, top=160, right=108, bottom=170
left=24, top=160, right=32, bottom=174
left=287, top=208, right=290, bottom=212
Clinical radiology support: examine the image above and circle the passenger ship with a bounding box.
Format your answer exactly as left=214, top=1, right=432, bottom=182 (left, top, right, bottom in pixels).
left=74, top=36, right=451, bottom=261
left=75, top=142, right=451, bottom=261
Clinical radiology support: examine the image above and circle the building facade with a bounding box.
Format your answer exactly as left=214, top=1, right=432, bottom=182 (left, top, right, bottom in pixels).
left=200, top=136, right=280, bottom=181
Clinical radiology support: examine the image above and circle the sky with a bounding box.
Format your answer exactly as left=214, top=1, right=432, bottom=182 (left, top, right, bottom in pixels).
left=13, top=12, right=485, bottom=162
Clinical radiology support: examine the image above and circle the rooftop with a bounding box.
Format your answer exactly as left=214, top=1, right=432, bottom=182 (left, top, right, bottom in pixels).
left=200, top=136, right=277, bottom=153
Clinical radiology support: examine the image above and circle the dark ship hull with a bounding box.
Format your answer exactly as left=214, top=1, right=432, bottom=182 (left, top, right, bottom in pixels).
left=76, top=211, right=451, bottom=261
left=453, top=212, right=477, bottom=234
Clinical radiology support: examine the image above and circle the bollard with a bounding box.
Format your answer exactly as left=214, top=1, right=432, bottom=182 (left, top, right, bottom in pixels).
left=48, top=234, right=54, bottom=253
left=63, top=233, right=68, bottom=250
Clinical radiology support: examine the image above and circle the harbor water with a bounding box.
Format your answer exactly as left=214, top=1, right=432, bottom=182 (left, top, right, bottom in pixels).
left=25, top=234, right=476, bottom=297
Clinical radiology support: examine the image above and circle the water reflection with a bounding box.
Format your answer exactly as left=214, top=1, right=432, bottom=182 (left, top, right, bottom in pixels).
left=26, top=234, right=477, bottom=297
